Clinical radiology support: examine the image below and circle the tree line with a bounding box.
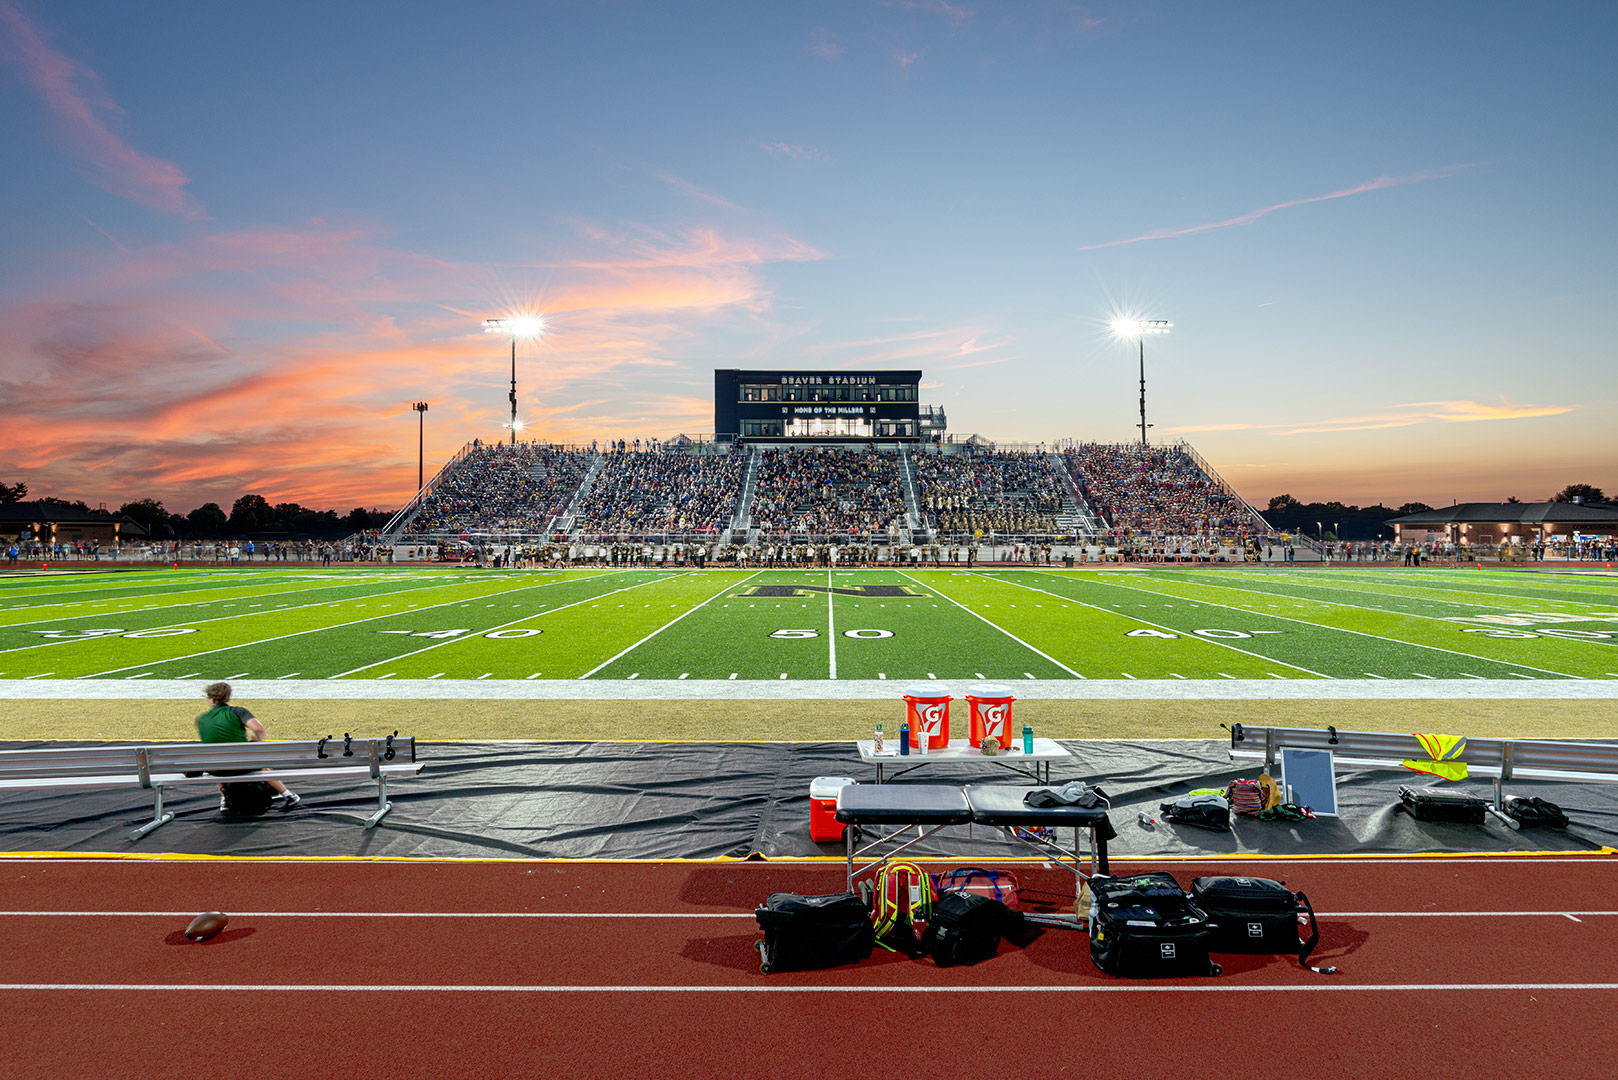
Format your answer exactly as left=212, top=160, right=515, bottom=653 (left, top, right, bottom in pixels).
left=0, top=482, right=394, bottom=539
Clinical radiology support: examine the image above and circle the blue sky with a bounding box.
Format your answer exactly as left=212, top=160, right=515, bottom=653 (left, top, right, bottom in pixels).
left=1, top=0, right=1613, bottom=511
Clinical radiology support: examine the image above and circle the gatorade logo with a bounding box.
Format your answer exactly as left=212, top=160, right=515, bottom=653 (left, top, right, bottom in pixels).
left=982, top=702, right=1009, bottom=737
left=1159, top=943, right=1176, bottom=959
left=918, top=703, right=946, bottom=736
left=1247, top=922, right=1263, bottom=938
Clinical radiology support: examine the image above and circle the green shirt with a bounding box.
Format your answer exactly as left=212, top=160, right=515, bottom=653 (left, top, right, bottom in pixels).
left=196, top=704, right=254, bottom=743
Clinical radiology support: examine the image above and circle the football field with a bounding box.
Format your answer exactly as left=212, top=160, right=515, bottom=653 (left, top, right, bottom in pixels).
left=4, top=565, right=1618, bottom=685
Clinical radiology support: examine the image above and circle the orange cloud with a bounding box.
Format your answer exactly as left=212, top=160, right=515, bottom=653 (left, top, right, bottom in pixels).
left=1159, top=398, right=1575, bottom=438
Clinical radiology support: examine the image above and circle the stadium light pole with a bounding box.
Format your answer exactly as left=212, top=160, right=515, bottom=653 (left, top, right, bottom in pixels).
left=483, top=316, right=545, bottom=445
left=412, top=401, right=429, bottom=492
left=1111, top=318, right=1171, bottom=446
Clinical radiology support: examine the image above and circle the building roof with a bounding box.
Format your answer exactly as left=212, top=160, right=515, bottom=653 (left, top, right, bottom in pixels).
left=0, top=502, right=148, bottom=535
left=1387, top=501, right=1618, bottom=526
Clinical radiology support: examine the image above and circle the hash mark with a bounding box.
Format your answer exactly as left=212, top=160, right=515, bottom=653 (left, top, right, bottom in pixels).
left=125, top=672, right=155, bottom=679
left=477, top=673, right=493, bottom=680
left=428, top=673, right=444, bottom=679
left=1121, top=673, right=1136, bottom=680
left=678, top=673, right=689, bottom=680
left=525, top=673, right=542, bottom=679
left=1024, top=673, right=1035, bottom=679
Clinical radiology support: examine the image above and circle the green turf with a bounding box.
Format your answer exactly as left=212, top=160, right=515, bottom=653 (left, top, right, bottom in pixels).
left=2, top=566, right=1616, bottom=682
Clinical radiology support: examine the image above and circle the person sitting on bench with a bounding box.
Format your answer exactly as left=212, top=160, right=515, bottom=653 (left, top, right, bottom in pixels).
left=196, top=682, right=300, bottom=812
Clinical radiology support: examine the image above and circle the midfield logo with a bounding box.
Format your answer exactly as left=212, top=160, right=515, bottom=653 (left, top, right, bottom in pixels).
left=731, top=584, right=929, bottom=599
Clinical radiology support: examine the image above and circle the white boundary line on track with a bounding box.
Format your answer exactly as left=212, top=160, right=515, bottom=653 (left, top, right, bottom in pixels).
left=5, top=677, right=1617, bottom=699
left=3, top=982, right=1616, bottom=993
left=578, top=571, right=762, bottom=680
left=7, top=854, right=1611, bottom=865
left=1, top=909, right=1614, bottom=919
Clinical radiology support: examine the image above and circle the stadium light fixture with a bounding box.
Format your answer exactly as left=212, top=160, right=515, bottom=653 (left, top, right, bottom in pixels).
left=412, top=401, right=429, bottom=492
left=1112, top=318, right=1171, bottom=446
left=483, top=316, right=546, bottom=445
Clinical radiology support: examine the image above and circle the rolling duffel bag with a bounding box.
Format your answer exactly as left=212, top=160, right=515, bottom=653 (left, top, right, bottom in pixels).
left=754, top=892, right=875, bottom=974
left=1399, top=785, right=1487, bottom=824
left=1190, top=876, right=1337, bottom=973
left=1088, top=872, right=1220, bottom=979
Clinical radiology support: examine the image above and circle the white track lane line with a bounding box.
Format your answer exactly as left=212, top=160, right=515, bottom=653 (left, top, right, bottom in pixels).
left=4, top=983, right=1617, bottom=994
left=2, top=909, right=1613, bottom=919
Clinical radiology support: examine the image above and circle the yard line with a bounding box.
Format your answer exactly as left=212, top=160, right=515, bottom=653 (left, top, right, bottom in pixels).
left=1510, top=673, right=1537, bottom=679
left=276, top=672, right=301, bottom=680
left=477, top=673, right=493, bottom=680
left=779, top=673, right=788, bottom=679
left=1365, top=672, right=1387, bottom=679
left=1267, top=673, right=1287, bottom=679
left=1023, top=673, right=1035, bottom=679
left=678, top=673, right=689, bottom=680
left=1103, top=572, right=1588, bottom=678
left=376, top=673, right=396, bottom=679
left=428, top=673, right=445, bottom=679
left=1121, top=672, right=1136, bottom=679
left=975, top=672, right=986, bottom=679
left=226, top=672, right=248, bottom=678
left=904, top=572, right=1089, bottom=681
left=1218, top=672, right=1236, bottom=679
left=1413, top=672, right=1435, bottom=679
left=525, top=673, right=541, bottom=680
left=124, top=672, right=155, bottom=679
left=826, top=570, right=838, bottom=679
left=728, top=673, right=737, bottom=680
left=578, top=571, right=758, bottom=680
left=1461, top=673, right=1485, bottom=679
left=72, top=573, right=629, bottom=680
left=983, top=574, right=1328, bottom=679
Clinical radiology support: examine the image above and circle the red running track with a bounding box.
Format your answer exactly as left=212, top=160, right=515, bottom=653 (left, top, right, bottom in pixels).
left=2, top=855, right=1616, bottom=1079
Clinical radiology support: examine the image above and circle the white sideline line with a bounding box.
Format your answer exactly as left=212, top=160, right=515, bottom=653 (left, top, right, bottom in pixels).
left=4, top=982, right=1618, bottom=994
left=3, top=909, right=1613, bottom=920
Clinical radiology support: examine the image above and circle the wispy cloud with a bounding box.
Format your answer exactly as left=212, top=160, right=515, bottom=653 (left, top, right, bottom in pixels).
left=1079, top=164, right=1479, bottom=250
left=881, top=0, right=974, bottom=29
left=890, top=47, right=923, bottom=71
left=0, top=0, right=206, bottom=219
left=1159, top=398, right=1575, bottom=437
left=755, top=141, right=827, bottom=163
left=808, top=28, right=845, bottom=60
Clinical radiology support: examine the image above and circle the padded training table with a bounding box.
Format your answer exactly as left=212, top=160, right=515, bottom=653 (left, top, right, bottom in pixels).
left=835, top=783, right=1111, bottom=906
left=855, top=737, right=1072, bottom=784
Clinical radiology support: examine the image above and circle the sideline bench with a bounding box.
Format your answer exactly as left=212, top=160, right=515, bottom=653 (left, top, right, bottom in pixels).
left=1227, top=723, right=1618, bottom=829
left=0, top=735, right=422, bottom=840
left=835, top=783, right=1111, bottom=923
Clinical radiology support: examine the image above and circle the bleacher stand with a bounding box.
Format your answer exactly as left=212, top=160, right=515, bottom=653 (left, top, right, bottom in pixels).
left=402, top=442, right=592, bottom=535
left=572, top=447, right=744, bottom=535
left=752, top=447, right=905, bottom=538
left=913, top=448, right=1064, bottom=536
left=1064, top=443, right=1261, bottom=540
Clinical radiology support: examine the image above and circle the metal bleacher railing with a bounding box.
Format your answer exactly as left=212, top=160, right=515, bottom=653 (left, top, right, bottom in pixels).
left=1226, top=722, right=1618, bottom=830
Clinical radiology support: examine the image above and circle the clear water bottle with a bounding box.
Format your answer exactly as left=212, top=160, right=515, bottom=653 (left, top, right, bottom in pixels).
left=874, top=724, right=884, bottom=754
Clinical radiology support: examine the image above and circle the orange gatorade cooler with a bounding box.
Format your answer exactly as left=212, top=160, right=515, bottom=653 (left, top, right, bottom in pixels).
left=902, top=683, right=952, bottom=751
left=966, top=683, right=1016, bottom=749
left=809, top=776, right=858, bottom=842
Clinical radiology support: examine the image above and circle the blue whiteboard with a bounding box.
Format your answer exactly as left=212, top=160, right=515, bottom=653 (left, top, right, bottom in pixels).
left=1280, top=748, right=1339, bottom=817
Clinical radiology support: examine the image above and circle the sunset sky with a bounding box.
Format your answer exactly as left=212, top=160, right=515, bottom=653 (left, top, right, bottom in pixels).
left=1, top=1, right=1613, bottom=514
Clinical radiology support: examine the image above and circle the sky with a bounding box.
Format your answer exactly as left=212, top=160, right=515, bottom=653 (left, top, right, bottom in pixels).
left=1, top=0, right=1614, bottom=515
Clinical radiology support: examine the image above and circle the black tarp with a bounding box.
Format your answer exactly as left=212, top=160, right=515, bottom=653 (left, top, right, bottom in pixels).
left=1, top=739, right=1614, bottom=860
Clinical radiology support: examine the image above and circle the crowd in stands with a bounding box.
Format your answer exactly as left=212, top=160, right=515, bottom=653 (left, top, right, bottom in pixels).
left=912, top=448, right=1065, bottom=536
left=404, top=441, right=591, bottom=535
left=751, top=447, right=905, bottom=538
left=1065, top=443, right=1260, bottom=538
left=572, top=447, right=744, bottom=535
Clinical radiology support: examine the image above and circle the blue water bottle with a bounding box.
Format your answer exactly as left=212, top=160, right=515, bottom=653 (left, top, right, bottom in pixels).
left=899, top=723, right=910, bottom=755
left=1022, top=724, right=1033, bottom=754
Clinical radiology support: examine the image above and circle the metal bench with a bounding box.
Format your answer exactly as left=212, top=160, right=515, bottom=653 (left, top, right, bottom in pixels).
left=835, top=783, right=1111, bottom=923
left=0, top=734, right=423, bottom=840
left=1226, top=722, right=1618, bottom=829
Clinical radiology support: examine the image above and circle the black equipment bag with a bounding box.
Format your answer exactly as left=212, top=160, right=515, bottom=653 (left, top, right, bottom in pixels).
left=1399, top=785, right=1486, bottom=824
left=1088, top=872, right=1220, bottom=979
left=221, top=780, right=276, bottom=816
left=1504, top=796, right=1569, bottom=828
left=754, top=892, right=875, bottom=974
left=1190, top=876, right=1336, bottom=973
left=1160, top=795, right=1230, bottom=831
left=922, top=890, right=1016, bottom=967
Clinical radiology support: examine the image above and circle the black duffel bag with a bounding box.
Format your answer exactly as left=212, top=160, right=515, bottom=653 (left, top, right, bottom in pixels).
left=1190, top=875, right=1336, bottom=973
left=1089, top=872, right=1220, bottom=979
left=922, top=890, right=1017, bottom=967
left=754, top=892, right=874, bottom=974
